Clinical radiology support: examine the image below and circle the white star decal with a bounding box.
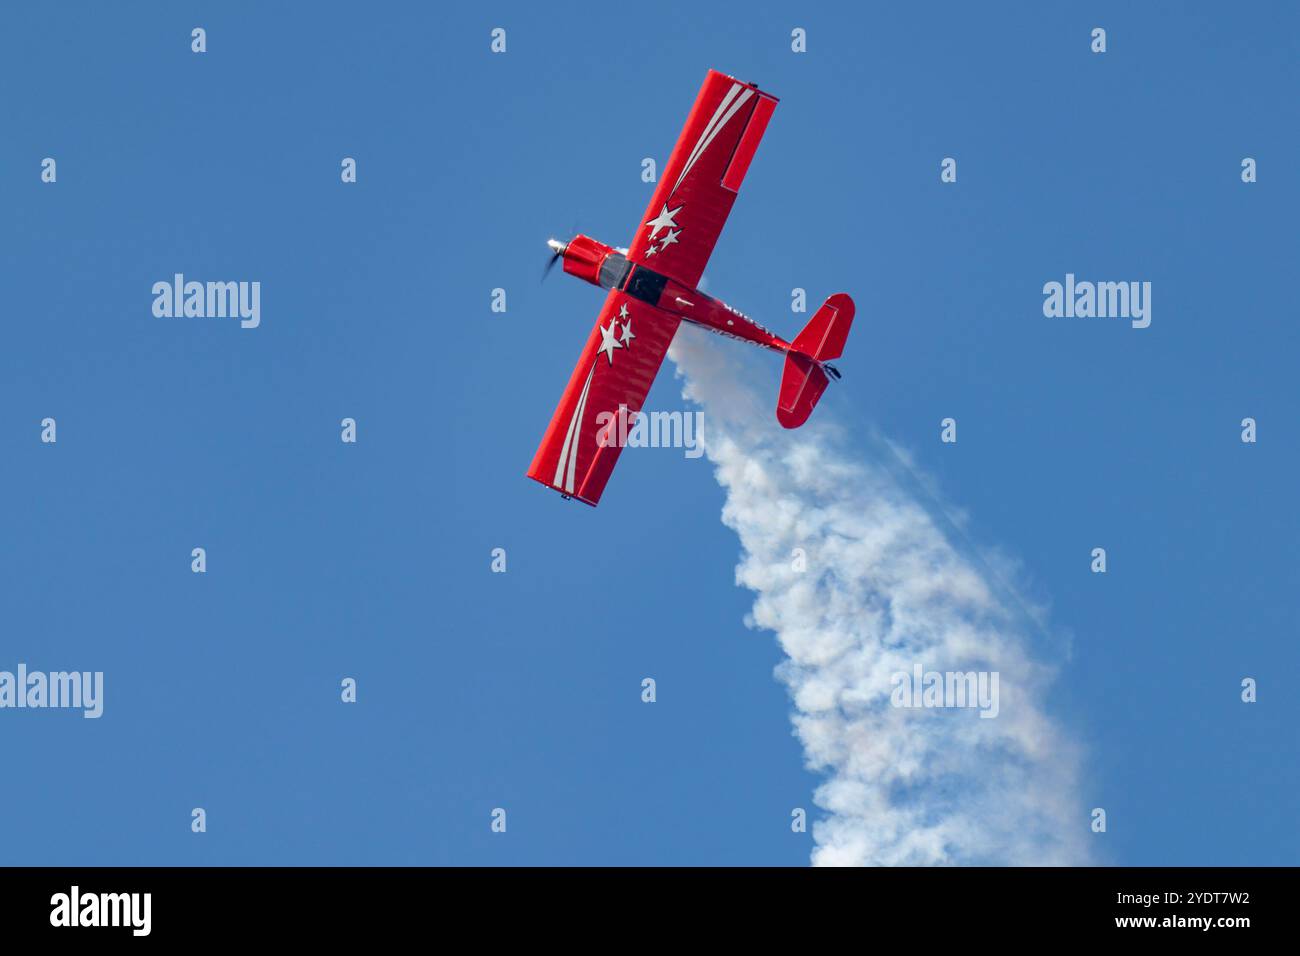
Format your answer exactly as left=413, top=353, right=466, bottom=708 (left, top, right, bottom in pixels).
left=644, top=242, right=657, bottom=257
left=620, top=318, right=635, bottom=345
left=597, top=319, right=624, bottom=365
left=618, top=303, right=629, bottom=320
left=660, top=228, right=680, bottom=248
left=645, top=203, right=682, bottom=240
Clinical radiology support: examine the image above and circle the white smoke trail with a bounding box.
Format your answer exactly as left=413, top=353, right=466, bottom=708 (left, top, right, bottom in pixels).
left=669, top=325, right=1089, bottom=866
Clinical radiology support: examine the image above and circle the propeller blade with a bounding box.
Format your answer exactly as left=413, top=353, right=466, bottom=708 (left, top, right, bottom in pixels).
left=541, top=238, right=566, bottom=283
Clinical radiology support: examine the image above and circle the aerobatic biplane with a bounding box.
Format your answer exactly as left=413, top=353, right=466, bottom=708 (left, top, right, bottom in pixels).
left=530, top=69, right=855, bottom=505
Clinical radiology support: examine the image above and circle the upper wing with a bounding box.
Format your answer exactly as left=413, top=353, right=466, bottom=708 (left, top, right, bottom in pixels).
left=527, top=290, right=681, bottom=506
left=627, top=70, right=778, bottom=288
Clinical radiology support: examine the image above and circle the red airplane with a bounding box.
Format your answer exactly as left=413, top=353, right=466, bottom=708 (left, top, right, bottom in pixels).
left=529, top=69, right=855, bottom=506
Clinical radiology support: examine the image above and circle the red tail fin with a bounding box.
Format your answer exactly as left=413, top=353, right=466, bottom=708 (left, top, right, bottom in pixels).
left=776, top=294, right=855, bottom=428
left=792, top=292, right=854, bottom=361
left=777, top=352, right=829, bottom=428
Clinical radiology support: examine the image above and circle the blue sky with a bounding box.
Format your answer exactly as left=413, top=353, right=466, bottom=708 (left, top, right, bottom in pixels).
left=1, top=2, right=1296, bottom=865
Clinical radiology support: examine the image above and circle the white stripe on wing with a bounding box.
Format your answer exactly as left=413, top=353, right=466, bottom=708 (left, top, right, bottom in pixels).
left=554, top=361, right=596, bottom=493
left=671, top=83, right=751, bottom=196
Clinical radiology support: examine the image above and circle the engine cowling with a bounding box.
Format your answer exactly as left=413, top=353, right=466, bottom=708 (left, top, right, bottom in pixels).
left=555, top=235, right=632, bottom=290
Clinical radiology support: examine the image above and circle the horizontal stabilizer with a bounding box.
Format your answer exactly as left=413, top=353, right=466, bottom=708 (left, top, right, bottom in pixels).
left=777, top=351, right=830, bottom=428
left=777, top=293, right=855, bottom=428
left=791, top=292, right=854, bottom=361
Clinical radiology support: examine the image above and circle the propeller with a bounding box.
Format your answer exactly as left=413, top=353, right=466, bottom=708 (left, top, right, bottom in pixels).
left=542, top=238, right=567, bottom=283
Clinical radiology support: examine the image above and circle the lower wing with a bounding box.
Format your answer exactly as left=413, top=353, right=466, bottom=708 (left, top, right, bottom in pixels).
left=527, top=290, right=681, bottom=506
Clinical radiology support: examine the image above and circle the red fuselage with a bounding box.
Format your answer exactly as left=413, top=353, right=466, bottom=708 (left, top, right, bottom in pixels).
left=554, top=234, right=791, bottom=355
